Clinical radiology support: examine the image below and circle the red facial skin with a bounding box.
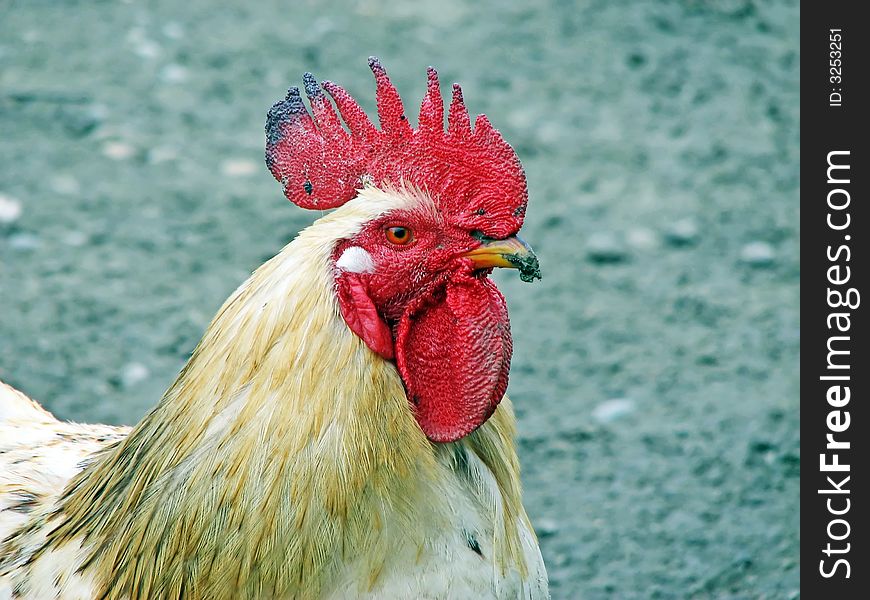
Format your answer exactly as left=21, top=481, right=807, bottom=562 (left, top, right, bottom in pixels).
left=333, top=205, right=512, bottom=443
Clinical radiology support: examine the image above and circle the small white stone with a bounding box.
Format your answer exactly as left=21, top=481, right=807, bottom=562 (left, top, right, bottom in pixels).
left=161, top=63, right=188, bottom=83
left=592, top=398, right=636, bottom=424
left=121, top=362, right=150, bottom=388
left=0, top=194, right=23, bottom=224
left=536, top=122, right=563, bottom=146
left=664, top=217, right=699, bottom=246
left=221, top=159, right=258, bottom=177
left=586, top=232, right=628, bottom=263
left=626, top=227, right=657, bottom=250
left=534, top=517, right=560, bottom=538
left=135, top=39, right=161, bottom=59
left=103, top=141, right=136, bottom=160
left=126, top=27, right=161, bottom=59
left=740, top=241, right=776, bottom=267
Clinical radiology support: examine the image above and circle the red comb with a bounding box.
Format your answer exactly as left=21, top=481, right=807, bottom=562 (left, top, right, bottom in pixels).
left=265, top=57, right=527, bottom=239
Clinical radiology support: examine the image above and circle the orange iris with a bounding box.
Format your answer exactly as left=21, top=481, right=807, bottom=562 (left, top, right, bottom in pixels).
left=385, top=226, right=413, bottom=245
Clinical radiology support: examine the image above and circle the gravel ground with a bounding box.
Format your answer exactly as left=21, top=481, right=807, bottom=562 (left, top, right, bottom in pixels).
left=0, top=0, right=799, bottom=597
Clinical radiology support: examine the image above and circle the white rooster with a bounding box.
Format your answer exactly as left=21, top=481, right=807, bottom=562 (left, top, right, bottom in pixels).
left=0, top=57, right=548, bottom=599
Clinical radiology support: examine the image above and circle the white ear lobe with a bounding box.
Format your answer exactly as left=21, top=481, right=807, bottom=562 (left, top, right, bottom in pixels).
left=336, top=246, right=375, bottom=274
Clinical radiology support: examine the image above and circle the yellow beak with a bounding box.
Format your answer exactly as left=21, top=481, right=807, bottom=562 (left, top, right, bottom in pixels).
left=462, top=235, right=541, bottom=282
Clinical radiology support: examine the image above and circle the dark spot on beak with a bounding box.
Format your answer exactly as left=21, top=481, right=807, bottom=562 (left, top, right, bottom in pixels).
left=506, top=251, right=542, bottom=283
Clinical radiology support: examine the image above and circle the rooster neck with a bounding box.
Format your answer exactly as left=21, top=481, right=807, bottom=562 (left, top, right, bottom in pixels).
left=45, top=193, right=529, bottom=599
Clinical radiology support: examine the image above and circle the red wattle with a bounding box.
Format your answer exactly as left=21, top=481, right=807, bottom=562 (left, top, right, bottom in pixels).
left=336, top=273, right=395, bottom=360
left=395, top=276, right=512, bottom=443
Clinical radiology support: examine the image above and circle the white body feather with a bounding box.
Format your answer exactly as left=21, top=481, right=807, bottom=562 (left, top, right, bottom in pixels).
left=0, top=393, right=547, bottom=599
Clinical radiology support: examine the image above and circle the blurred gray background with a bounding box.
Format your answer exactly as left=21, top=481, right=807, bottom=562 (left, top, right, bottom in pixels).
left=0, top=0, right=799, bottom=597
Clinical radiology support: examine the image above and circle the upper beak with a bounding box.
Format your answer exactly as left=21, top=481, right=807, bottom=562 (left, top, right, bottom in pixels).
left=462, top=235, right=541, bottom=283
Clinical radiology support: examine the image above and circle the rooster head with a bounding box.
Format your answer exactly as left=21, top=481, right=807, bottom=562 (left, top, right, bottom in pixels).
left=265, top=58, right=539, bottom=443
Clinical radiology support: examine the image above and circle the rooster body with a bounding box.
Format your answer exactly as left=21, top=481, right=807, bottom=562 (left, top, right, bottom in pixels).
left=1, top=60, right=548, bottom=598
left=1, top=188, right=547, bottom=599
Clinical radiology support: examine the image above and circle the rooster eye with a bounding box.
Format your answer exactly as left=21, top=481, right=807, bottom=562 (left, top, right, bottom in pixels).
left=385, top=226, right=413, bottom=245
